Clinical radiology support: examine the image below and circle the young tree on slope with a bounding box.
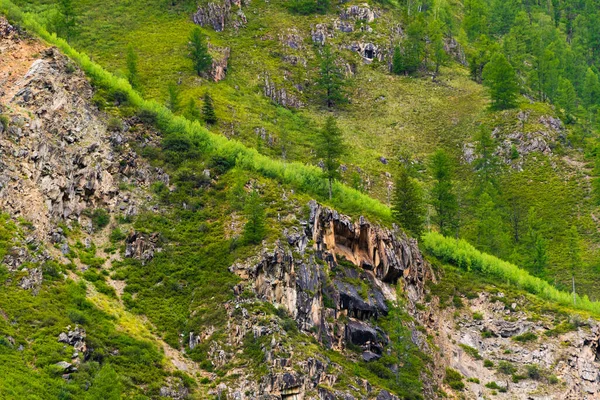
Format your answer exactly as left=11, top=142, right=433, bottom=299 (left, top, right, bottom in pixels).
left=316, top=116, right=345, bottom=199
left=243, top=191, right=266, bottom=245
left=202, top=92, right=217, bottom=125
left=430, top=149, right=458, bottom=237
left=188, top=27, right=213, bottom=76
left=316, top=46, right=348, bottom=109
left=392, top=166, right=425, bottom=237
left=57, top=0, right=77, bottom=42
left=482, top=52, right=520, bottom=110
left=126, top=45, right=140, bottom=90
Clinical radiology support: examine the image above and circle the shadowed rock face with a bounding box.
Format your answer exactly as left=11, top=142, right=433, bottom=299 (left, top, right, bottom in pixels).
left=231, top=201, right=430, bottom=360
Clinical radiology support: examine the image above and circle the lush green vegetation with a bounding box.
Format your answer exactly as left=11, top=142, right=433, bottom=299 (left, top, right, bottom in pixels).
left=0, top=216, right=173, bottom=399
left=423, top=231, right=600, bottom=315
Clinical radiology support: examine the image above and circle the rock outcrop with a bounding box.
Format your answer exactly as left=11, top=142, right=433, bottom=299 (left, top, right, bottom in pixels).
left=263, top=73, right=304, bottom=108
left=192, top=0, right=248, bottom=32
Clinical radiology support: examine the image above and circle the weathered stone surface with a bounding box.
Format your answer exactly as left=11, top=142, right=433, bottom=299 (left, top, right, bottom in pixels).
left=192, top=0, right=248, bottom=32
left=340, top=4, right=377, bottom=22
left=263, top=73, right=303, bottom=108
left=125, top=231, right=160, bottom=264
left=58, top=326, right=87, bottom=353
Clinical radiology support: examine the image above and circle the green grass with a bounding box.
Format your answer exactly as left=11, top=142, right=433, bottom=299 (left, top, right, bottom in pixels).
left=423, top=232, right=600, bottom=315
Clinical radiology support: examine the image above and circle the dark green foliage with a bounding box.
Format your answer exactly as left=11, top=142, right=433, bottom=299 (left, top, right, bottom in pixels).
left=316, top=45, right=347, bottom=109
left=202, top=92, right=217, bottom=125
left=187, top=27, right=212, bottom=76
left=184, top=98, right=201, bottom=121
left=126, top=45, right=140, bottom=90
left=288, top=0, right=329, bottom=15
left=243, top=191, right=266, bottom=245
left=459, top=344, right=482, bottom=360
left=483, top=53, right=520, bottom=110
left=86, top=364, right=121, bottom=400
left=391, top=166, right=425, bottom=237
left=483, top=359, right=494, bottom=368
left=513, top=332, right=537, bottom=342
left=444, top=368, right=464, bottom=390
left=56, top=0, right=76, bottom=41
left=89, top=209, right=109, bottom=231
left=316, top=116, right=345, bottom=199
left=497, top=360, right=517, bottom=375
left=167, top=83, right=182, bottom=113
left=392, top=16, right=426, bottom=75
left=430, top=150, right=458, bottom=236
left=485, top=381, right=507, bottom=392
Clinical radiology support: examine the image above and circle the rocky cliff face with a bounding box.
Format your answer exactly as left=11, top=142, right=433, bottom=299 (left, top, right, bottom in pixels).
left=0, top=30, right=165, bottom=242
left=222, top=201, right=431, bottom=399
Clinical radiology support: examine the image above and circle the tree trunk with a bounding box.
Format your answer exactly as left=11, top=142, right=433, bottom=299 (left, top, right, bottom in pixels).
left=572, top=275, right=576, bottom=305
left=328, top=178, right=333, bottom=199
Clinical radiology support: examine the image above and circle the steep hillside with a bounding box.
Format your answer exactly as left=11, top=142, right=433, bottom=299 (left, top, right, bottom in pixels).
left=4, top=0, right=600, bottom=399
left=8, top=0, right=600, bottom=301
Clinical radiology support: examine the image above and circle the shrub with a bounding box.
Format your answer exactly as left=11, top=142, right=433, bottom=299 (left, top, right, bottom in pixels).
left=107, top=117, right=123, bottom=132
left=483, top=359, right=494, bottom=368
left=526, top=364, right=541, bottom=380
left=86, top=208, right=110, bottom=231
left=0, top=114, right=8, bottom=131
left=444, top=368, right=464, bottom=390
left=497, top=361, right=517, bottom=375
left=485, top=381, right=507, bottom=392
left=473, top=312, right=483, bottom=320
left=459, top=344, right=482, bottom=360
left=513, top=332, right=537, bottom=342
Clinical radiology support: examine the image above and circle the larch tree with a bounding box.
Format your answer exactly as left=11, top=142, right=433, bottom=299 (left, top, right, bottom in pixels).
left=202, top=92, right=217, bottom=125
left=392, top=166, right=425, bottom=237
left=430, top=149, right=458, bottom=236
left=316, top=46, right=348, bottom=109
left=316, top=116, right=345, bottom=199
left=187, top=27, right=213, bottom=76
left=482, top=52, right=520, bottom=110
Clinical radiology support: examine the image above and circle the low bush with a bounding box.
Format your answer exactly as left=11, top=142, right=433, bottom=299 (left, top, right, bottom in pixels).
left=444, top=368, right=464, bottom=390
left=513, top=332, right=537, bottom=342
left=422, top=232, right=600, bottom=315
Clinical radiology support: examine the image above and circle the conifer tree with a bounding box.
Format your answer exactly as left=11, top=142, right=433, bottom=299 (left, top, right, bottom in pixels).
left=167, top=83, right=182, bottom=113
left=473, top=126, right=499, bottom=187
left=583, top=68, right=600, bottom=108
left=316, top=116, right=345, bottom=199
left=482, top=52, right=520, bottom=110
left=126, top=45, right=140, bottom=90
left=524, top=208, right=548, bottom=276
left=430, top=150, right=458, bottom=236
left=86, top=364, right=121, bottom=400
left=430, top=19, right=447, bottom=77
left=392, top=46, right=404, bottom=75
left=474, top=189, right=507, bottom=257
left=202, top=92, right=217, bottom=125
left=57, top=0, right=76, bottom=41
left=316, top=46, right=348, bottom=108
left=184, top=98, right=201, bottom=121
left=566, top=225, right=581, bottom=305
left=556, top=77, right=578, bottom=115
left=187, top=27, right=212, bottom=76
left=463, top=0, right=488, bottom=40
left=243, top=191, right=266, bottom=245
left=392, top=166, right=425, bottom=237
